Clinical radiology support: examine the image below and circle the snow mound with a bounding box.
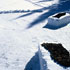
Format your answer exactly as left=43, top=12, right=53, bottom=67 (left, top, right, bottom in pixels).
left=47, top=12, right=70, bottom=27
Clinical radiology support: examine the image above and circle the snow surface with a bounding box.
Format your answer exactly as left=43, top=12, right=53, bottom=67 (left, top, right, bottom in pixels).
left=0, top=0, right=70, bottom=70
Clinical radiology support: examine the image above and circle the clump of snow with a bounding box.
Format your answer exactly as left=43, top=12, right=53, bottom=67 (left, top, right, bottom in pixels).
left=47, top=12, right=70, bottom=27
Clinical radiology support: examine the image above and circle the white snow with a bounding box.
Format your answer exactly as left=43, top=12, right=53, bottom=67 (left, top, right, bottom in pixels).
left=48, top=13, right=70, bottom=27
left=0, top=0, right=70, bottom=70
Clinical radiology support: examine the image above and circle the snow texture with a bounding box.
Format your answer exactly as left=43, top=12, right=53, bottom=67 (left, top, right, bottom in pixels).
left=0, top=0, right=70, bottom=70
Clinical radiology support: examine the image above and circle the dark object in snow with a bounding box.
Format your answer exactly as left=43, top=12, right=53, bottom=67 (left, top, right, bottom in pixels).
left=53, top=12, right=66, bottom=18
left=41, top=43, right=70, bottom=67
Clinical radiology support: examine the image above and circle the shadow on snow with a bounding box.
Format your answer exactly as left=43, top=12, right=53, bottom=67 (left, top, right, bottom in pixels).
left=24, top=51, right=47, bottom=70
left=27, top=0, right=70, bottom=29
left=43, top=22, right=69, bottom=30
left=0, top=0, right=70, bottom=30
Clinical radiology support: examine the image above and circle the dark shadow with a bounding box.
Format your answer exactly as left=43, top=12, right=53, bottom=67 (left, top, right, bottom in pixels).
left=14, top=9, right=43, bottom=20
left=0, top=5, right=53, bottom=15
left=27, top=0, right=70, bottom=28
left=14, top=5, right=54, bottom=20
left=37, top=0, right=53, bottom=3
left=53, top=12, right=66, bottom=18
left=24, top=51, right=47, bottom=70
left=43, top=22, right=69, bottom=30
left=0, top=10, right=31, bottom=14
left=0, top=0, right=55, bottom=15
left=41, top=43, right=70, bottom=68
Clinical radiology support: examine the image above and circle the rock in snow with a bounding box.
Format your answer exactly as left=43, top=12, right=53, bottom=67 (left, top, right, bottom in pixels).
left=41, top=43, right=70, bottom=67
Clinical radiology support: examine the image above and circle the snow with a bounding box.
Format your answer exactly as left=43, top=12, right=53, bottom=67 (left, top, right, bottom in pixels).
left=0, top=0, right=59, bottom=11
left=0, top=0, right=41, bottom=10
left=0, top=17, right=38, bottom=70
left=0, top=0, right=70, bottom=70
left=47, top=12, right=70, bottom=27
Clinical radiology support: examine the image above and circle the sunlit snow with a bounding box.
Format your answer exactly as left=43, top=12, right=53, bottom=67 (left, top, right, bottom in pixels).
left=0, top=0, right=70, bottom=70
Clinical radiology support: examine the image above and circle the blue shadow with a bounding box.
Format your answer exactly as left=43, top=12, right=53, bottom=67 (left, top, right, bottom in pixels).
left=27, top=0, right=70, bottom=28
left=43, top=22, right=69, bottom=30
left=14, top=6, right=53, bottom=19
left=24, top=51, right=47, bottom=70
left=0, top=10, right=30, bottom=14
